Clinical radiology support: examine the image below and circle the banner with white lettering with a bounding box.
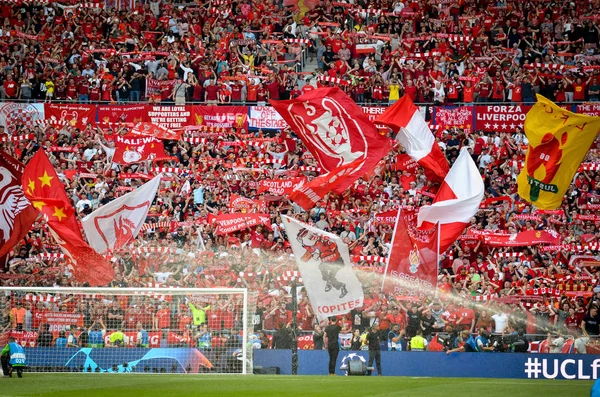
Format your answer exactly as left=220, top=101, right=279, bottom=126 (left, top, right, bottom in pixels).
left=474, top=105, right=531, bottom=132
left=193, top=105, right=248, bottom=130
left=434, top=106, right=474, bottom=133
left=113, top=134, right=165, bottom=164
left=257, top=177, right=307, bottom=196
left=283, top=215, right=364, bottom=320
left=576, top=103, right=600, bottom=117
left=145, top=106, right=194, bottom=129
left=215, top=213, right=271, bottom=235
left=98, top=105, right=147, bottom=126
left=44, top=103, right=97, bottom=129
left=248, top=106, right=288, bottom=130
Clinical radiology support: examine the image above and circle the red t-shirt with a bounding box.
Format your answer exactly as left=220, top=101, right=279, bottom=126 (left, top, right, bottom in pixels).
left=573, top=83, right=586, bottom=101
left=205, top=85, right=220, bottom=100
left=3, top=81, right=17, bottom=98
left=155, top=308, right=171, bottom=329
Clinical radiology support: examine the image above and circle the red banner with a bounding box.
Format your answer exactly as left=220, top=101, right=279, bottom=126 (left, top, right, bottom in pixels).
left=215, top=213, right=271, bottom=235
left=9, top=331, right=39, bottom=347
left=145, top=105, right=194, bottom=129
left=257, top=177, right=306, bottom=196
left=42, top=312, right=84, bottom=331
left=97, top=104, right=147, bottom=125
left=103, top=331, right=161, bottom=347
left=576, top=103, right=600, bottom=117
left=113, top=134, right=165, bottom=165
left=383, top=211, right=438, bottom=296
left=167, top=331, right=195, bottom=347
left=474, top=105, right=531, bottom=132
left=44, top=104, right=97, bottom=129
left=434, top=106, right=473, bottom=133
left=229, top=194, right=267, bottom=213
left=374, top=210, right=398, bottom=225
left=392, top=153, right=419, bottom=172
left=482, top=230, right=560, bottom=247
left=193, top=105, right=248, bottom=130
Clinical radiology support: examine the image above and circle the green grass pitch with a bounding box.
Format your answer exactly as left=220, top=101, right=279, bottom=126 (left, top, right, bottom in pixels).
left=0, top=374, right=595, bottom=397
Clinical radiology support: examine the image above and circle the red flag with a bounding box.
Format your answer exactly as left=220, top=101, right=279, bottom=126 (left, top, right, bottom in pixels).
left=289, top=158, right=363, bottom=210
left=112, top=134, right=165, bottom=165
left=130, top=122, right=182, bottom=140
left=228, top=194, right=267, bottom=213
left=271, top=88, right=391, bottom=208
left=22, top=150, right=114, bottom=286
left=214, top=213, right=272, bottom=235
left=375, top=95, right=449, bottom=181
left=271, top=87, right=391, bottom=192
left=0, top=150, right=38, bottom=258
left=257, top=177, right=306, bottom=196
left=382, top=210, right=438, bottom=296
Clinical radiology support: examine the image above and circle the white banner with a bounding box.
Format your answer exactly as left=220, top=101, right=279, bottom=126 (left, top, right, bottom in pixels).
left=82, top=174, right=162, bottom=254
left=248, top=106, right=288, bottom=130
left=0, top=102, right=44, bottom=130
left=283, top=216, right=364, bottom=320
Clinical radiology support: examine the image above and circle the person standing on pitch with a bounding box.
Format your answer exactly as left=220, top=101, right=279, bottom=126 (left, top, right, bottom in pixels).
left=366, top=323, right=382, bottom=376
left=324, top=317, right=341, bottom=375
left=1, top=337, right=26, bottom=378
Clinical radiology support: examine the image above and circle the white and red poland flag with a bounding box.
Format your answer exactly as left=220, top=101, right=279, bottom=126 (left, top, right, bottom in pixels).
left=283, top=215, right=364, bottom=320
left=271, top=87, right=391, bottom=209
left=82, top=174, right=162, bottom=254
left=375, top=94, right=449, bottom=181
left=417, top=147, right=484, bottom=253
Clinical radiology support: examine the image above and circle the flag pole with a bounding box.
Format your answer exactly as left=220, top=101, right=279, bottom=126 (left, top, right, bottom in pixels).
left=381, top=208, right=402, bottom=290
left=434, top=222, right=441, bottom=300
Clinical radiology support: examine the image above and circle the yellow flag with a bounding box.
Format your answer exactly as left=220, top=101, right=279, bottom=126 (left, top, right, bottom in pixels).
left=517, top=95, right=600, bottom=209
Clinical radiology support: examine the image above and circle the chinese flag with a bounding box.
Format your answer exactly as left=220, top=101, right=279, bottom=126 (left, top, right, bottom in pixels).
left=22, top=150, right=114, bottom=286
left=0, top=150, right=38, bottom=259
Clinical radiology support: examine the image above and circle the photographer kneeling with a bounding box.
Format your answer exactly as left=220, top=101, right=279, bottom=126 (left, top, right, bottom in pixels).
left=446, top=328, right=494, bottom=354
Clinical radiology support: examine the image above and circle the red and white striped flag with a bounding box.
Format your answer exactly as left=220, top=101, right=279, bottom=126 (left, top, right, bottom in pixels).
left=417, top=147, right=484, bottom=253
left=375, top=95, right=449, bottom=181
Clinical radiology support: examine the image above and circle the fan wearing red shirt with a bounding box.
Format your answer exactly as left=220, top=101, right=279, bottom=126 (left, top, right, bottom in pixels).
left=3, top=76, right=18, bottom=99
left=568, top=77, right=589, bottom=102
left=404, top=79, right=417, bottom=101
left=154, top=302, right=171, bottom=330
left=251, top=225, right=266, bottom=248
left=461, top=80, right=475, bottom=103
left=266, top=77, right=281, bottom=100
left=89, top=82, right=101, bottom=102
left=455, top=306, right=476, bottom=332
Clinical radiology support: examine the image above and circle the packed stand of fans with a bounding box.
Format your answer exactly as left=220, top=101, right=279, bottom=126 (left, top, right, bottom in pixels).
left=0, top=0, right=599, bottom=104
left=1, top=0, right=600, bottom=354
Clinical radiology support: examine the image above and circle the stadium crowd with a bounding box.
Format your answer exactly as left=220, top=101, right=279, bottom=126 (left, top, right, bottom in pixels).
left=1, top=0, right=600, bottom=356
left=0, top=0, right=599, bottom=104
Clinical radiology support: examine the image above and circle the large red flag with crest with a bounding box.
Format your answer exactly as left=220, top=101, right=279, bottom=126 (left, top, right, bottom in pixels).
left=0, top=150, right=38, bottom=258
left=112, top=134, right=165, bottom=165
left=382, top=210, right=439, bottom=296
left=271, top=87, right=391, bottom=176
left=271, top=88, right=391, bottom=209
left=22, top=150, right=114, bottom=286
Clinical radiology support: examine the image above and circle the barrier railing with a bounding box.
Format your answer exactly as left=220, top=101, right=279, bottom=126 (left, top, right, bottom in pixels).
left=1, top=101, right=598, bottom=132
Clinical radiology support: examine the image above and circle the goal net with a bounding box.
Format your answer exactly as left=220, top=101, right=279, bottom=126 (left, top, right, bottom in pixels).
left=0, top=287, right=256, bottom=374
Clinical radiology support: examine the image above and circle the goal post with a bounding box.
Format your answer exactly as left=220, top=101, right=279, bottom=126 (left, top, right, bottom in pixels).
left=0, top=287, right=256, bottom=375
